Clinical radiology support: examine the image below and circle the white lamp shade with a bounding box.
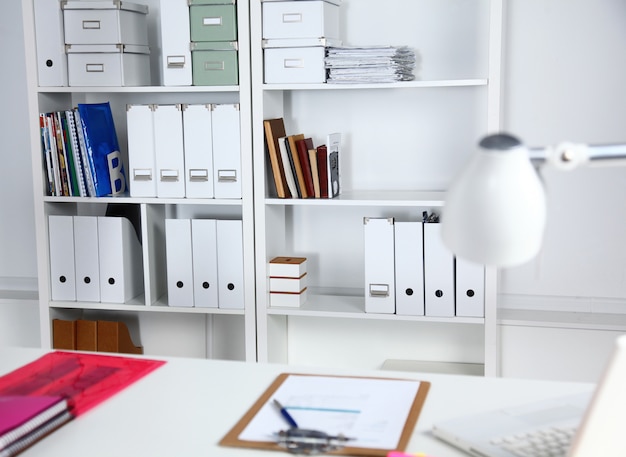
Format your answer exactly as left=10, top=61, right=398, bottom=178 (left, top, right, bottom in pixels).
left=441, top=134, right=547, bottom=267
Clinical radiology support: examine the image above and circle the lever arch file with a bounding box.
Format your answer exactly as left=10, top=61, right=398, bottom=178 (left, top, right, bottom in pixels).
left=212, top=104, right=242, bottom=199
left=165, top=219, right=194, bottom=307
left=394, top=221, right=425, bottom=316
left=158, top=0, right=192, bottom=86
left=34, top=0, right=68, bottom=86
left=216, top=219, right=244, bottom=309
left=191, top=219, right=219, bottom=308
left=423, top=222, right=455, bottom=317
left=48, top=215, right=76, bottom=301
left=127, top=104, right=157, bottom=197
left=154, top=104, right=185, bottom=198
left=364, top=217, right=395, bottom=314
left=97, top=216, right=143, bottom=304
left=73, top=216, right=101, bottom=302
left=455, top=257, right=485, bottom=317
left=183, top=104, right=214, bottom=199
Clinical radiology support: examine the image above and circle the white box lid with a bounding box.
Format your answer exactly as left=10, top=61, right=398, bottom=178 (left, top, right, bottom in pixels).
left=62, top=1, right=149, bottom=14
left=262, top=37, right=342, bottom=48
left=66, top=44, right=150, bottom=54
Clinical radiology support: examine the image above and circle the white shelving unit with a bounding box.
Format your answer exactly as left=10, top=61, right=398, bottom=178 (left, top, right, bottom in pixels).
left=251, top=0, right=502, bottom=375
left=21, top=0, right=256, bottom=361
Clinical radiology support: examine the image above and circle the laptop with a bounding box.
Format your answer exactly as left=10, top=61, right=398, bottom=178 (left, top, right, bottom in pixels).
left=432, top=334, right=626, bottom=457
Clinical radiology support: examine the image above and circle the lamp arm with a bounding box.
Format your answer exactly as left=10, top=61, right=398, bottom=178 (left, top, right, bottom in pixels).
left=528, top=143, right=626, bottom=171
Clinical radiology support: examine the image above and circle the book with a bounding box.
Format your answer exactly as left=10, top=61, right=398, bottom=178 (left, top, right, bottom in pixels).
left=278, top=137, right=299, bottom=198
left=77, top=102, right=127, bottom=197
left=263, top=118, right=290, bottom=198
left=39, top=114, right=55, bottom=196
left=65, top=110, right=88, bottom=197
left=59, top=111, right=79, bottom=196
left=327, top=133, right=342, bottom=198
left=286, top=134, right=307, bottom=198
left=0, top=395, right=72, bottom=457
left=73, top=108, right=96, bottom=197
left=316, top=144, right=329, bottom=198
left=308, top=147, right=321, bottom=198
left=295, top=137, right=315, bottom=198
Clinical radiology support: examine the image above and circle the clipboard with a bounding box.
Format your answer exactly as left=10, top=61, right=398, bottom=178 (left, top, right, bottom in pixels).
left=219, top=372, right=431, bottom=456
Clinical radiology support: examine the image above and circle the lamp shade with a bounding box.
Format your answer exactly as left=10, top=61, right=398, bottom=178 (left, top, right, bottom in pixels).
left=441, top=133, right=547, bottom=267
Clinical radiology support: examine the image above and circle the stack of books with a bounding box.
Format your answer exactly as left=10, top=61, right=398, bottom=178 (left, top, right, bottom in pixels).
left=325, top=45, right=417, bottom=83
left=39, top=102, right=126, bottom=197
left=263, top=118, right=341, bottom=199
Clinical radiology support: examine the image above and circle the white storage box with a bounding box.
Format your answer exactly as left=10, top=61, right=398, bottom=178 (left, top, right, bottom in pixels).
left=63, top=1, right=149, bottom=45
left=262, top=0, right=340, bottom=40
left=264, top=46, right=326, bottom=84
left=67, top=44, right=150, bottom=86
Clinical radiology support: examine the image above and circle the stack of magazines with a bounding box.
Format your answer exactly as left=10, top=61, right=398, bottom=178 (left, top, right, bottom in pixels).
left=325, top=45, right=417, bottom=83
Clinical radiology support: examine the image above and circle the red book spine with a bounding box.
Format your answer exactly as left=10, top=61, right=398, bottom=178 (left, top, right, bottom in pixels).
left=295, top=138, right=315, bottom=198
left=316, top=145, right=329, bottom=198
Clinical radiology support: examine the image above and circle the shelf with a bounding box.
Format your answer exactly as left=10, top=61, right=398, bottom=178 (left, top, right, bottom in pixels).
left=262, top=79, right=489, bottom=91
left=49, top=299, right=245, bottom=315
left=42, top=195, right=243, bottom=206
left=267, top=293, right=484, bottom=324
left=499, top=308, right=626, bottom=332
left=265, top=190, right=447, bottom=207
left=37, top=85, right=241, bottom=94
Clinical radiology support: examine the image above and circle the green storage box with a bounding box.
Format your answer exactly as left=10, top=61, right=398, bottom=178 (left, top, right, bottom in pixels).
left=191, top=42, right=239, bottom=86
left=190, top=4, right=237, bottom=42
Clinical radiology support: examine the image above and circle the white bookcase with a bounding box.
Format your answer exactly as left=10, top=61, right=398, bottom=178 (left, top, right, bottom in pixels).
left=21, top=0, right=256, bottom=361
left=250, top=0, right=502, bottom=375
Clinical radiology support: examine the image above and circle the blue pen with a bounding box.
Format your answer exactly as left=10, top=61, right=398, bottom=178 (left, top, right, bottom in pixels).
left=273, top=399, right=298, bottom=428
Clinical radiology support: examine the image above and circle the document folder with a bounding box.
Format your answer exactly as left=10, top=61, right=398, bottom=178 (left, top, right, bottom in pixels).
left=216, top=219, right=244, bottom=309
left=165, top=218, right=194, bottom=307
left=34, top=0, right=68, bottom=86
left=191, top=219, right=219, bottom=308
left=212, top=104, right=242, bottom=199
left=394, top=221, right=425, bottom=316
left=154, top=104, right=185, bottom=198
left=97, top=216, right=143, bottom=303
left=423, top=222, right=455, bottom=317
left=363, top=217, right=395, bottom=314
left=48, top=215, right=76, bottom=301
left=126, top=104, right=156, bottom=197
left=158, top=0, right=192, bottom=86
left=73, top=216, right=101, bottom=302
left=455, top=257, right=485, bottom=317
left=183, top=104, right=214, bottom=199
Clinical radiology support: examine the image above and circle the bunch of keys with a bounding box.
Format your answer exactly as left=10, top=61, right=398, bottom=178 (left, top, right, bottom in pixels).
left=274, top=428, right=353, bottom=455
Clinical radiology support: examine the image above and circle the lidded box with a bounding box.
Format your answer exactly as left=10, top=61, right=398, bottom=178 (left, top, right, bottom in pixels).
left=189, top=3, right=238, bottom=43
left=62, top=1, right=149, bottom=46
left=66, top=44, right=150, bottom=86
left=262, top=0, right=340, bottom=40
left=191, top=41, right=239, bottom=86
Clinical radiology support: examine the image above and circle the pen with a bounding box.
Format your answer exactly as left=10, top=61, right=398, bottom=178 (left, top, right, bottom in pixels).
left=273, top=399, right=298, bottom=429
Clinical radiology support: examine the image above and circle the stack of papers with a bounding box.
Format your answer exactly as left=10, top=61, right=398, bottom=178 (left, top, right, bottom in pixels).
left=325, top=45, right=417, bottom=83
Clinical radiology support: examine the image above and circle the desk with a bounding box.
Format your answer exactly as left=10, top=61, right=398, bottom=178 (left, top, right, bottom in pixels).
left=0, top=347, right=594, bottom=457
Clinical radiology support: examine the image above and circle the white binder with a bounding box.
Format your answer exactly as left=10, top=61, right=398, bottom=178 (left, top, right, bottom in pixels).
left=191, top=219, right=219, bottom=308
left=183, top=104, right=214, bottom=199
left=423, top=222, right=455, bottom=317
left=394, top=221, right=425, bottom=316
left=73, top=216, right=100, bottom=302
left=212, top=104, right=242, bottom=199
left=154, top=104, right=185, bottom=198
left=34, top=0, right=68, bottom=86
left=159, top=0, right=192, bottom=86
left=455, top=257, right=485, bottom=317
left=127, top=104, right=156, bottom=197
left=98, top=216, right=143, bottom=304
left=216, top=219, right=244, bottom=309
left=363, top=217, right=395, bottom=314
left=165, top=219, right=194, bottom=307
left=48, top=215, right=76, bottom=301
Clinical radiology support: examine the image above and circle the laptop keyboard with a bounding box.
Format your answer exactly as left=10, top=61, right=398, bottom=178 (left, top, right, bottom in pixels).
left=490, top=425, right=577, bottom=457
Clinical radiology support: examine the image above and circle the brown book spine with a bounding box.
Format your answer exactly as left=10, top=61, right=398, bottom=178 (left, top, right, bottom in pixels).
left=263, top=118, right=291, bottom=198
left=52, top=319, right=77, bottom=350
left=286, top=134, right=307, bottom=198
left=316, top=145, right=329, bottom=198
left=308, top=148, right=321, bottom=198
left=295, top=138, right=315, bottom=197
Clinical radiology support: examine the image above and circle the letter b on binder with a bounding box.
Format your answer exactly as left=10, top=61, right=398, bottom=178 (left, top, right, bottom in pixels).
left=364, top=217, right=395, bottom=314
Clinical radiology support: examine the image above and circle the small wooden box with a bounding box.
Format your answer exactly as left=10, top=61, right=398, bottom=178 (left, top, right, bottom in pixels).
left=269, top=256, right=307, bottom=278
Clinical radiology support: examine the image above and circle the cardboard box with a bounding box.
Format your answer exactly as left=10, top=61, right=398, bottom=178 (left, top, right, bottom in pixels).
left=191, top=42, right=239, bottom=85
left=264, top=46, right=326, bottom=84
left=262, top=0, right=340, bottom=40
left=190, top=4, right=238, bottom=42
left=67, top=44, right=150, bottom=86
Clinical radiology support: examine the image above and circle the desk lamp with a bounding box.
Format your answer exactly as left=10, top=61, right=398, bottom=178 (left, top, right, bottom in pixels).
left=441, top=133, right=626, bottom=267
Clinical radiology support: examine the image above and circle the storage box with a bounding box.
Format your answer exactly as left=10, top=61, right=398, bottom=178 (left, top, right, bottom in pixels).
left=264, top=46, right=326, bottom=84
left=190, top=4, right=238, bottom=42
left=62, top=1, right=149, bottom=45
left=270, top=288, right=308, bottom=307
left=269, top=256, right=307, bottom=277
left=262, top=0, right=340, bottom=40
left=67, top=44, right=150, bottom=86
left=270, top=273, right=307, bottom=293
left=191, top=42, right=239, bottom=85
